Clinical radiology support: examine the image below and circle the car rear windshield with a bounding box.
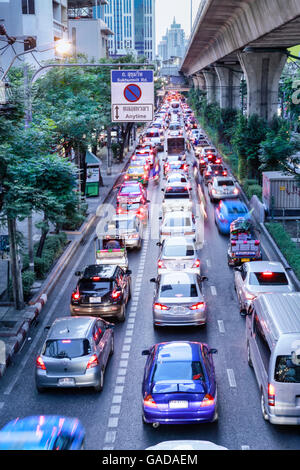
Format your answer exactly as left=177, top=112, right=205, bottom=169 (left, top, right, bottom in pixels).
left=163, top=245, right=195, bottom=257
left=204, top=148, right=216, bottom=154
left=218, top=180, right=234, bottom=186
left=43, top=339, right=91, bottom=358
left=146, top=132, right=159, bottom=138
left=227, top=205, right=247, bottom=214
left=119, top=202, right=140, bottom=210
left=275, top=355, right=300, bottom=383
left=249, top=272, right=289, bottom=286
left=78, top=279, right=112, bottom=292
left=120, top=186, right=140, bottom=194
left=160, top=282, right=198, bottom=298
left=152, top=360, right=204, bottom=383
left=127, top=167, right=144, bottom=174
left=110, top=220, right=135, bottom=230
left=164, top=217, right=191, bottom=227
left=168, top=176, right=187, bottom=184
left=164, top=191, right=189, bottom=199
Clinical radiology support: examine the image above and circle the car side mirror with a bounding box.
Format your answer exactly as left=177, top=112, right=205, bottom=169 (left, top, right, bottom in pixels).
left=159, top=216, right=162, bottom=220
left=44, top=325, right=51, bottom=331
left=200, top=276, right=208, bottom=282
left=142, top=349, right=150, bottom=356
left=126, top=269, right=132, bottom=275
left=150, top=278, right=156, bottom=283
left=156, top=242, right=162, bottom=246
left=75, top=271, right=82, bottom=276
left=209, top=348, right=218, bottom=354
left=146, top=200, right=151, bottom=203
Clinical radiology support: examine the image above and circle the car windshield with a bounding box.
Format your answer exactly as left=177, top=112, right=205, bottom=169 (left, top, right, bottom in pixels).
left=152, top=360, right=204, bottom=383
left=275, top=355, right=300, bottom=383
left=163, top=244, right=195, bottom=257
left=168, top=176, right=187, bottom=183
left=164, top=217, right=191, bottom=227
left=43, top=339, right=91, bottom=359
left=218, top=180, right=234, bottom=186
left=120, top=185, right=141, bottom=194
left=127, top=167, right=143, bottom=174
left=249, top=272, right=289, bottom=286
left=110, top=220, right=135, bottom=230
left=160, top=282, right=198, bottom=298
left=78, top=279, right=111, bottom=292
left=227, top=205, right=247, bottom=215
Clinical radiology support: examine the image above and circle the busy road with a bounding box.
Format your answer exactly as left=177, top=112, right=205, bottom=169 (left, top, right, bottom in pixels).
left=0, top=92, right=299, bottom=451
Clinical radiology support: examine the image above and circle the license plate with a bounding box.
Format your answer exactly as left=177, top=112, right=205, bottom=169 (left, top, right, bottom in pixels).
left=241, top=259, right=250, bottom=262
left=58, top=378, right=75, bottom=387
left=175, top=263, right=184, bottom=269
left=90, top=297, right=101, bottom=303
left=169, top=400, right=189, bottom=409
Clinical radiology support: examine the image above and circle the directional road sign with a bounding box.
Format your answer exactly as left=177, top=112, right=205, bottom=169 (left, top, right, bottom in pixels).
left=111, top=70, right=154, bottom=122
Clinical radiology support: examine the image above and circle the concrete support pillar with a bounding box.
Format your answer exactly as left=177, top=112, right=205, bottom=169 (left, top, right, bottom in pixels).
left=214, top=64, right=242, bottom=110
left=195, top=72, right=206, bottom=91
left=192, top=76, right=198, bottom=88
left=203, top=69, right=219, bottom=104
left=237, top=50, right=287, bottom=121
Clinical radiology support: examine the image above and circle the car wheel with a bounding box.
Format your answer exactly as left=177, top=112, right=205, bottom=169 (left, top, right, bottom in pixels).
left=261, top=390, right=269, bottom=421
left=118, top=304, right=126, bottom=323
left=110, top=335, right=114, bottom=356
left=247, top=342, right=253, bottom=367
left=94, top=367, right=104, bottom=393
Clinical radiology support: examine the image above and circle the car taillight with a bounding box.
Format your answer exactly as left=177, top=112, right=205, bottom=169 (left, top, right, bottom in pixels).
left=124, top=175, right=129, bottom=180
left=215, top=159, right=221, bottom=164
left=255, top=240, right=260, bottom=245
left=36, top=356, right=46, bottom=370
left=189, top=302, right=205, bottom=310
left=212, top=189, right=217, bottom=195
left=154, top=303, right=170, bottom=311
left=233, top=188, right=239, bottom=195
left=200, top=394, right=214, bottom=407
left=200, top=159, right=205, bottom=164
left=111, top=289, right=122, bottom=300
left=262, top=271, right=273, bottom=276
left=184, top=164, right=188, bottom=171
left=223, top=171, right=227, bottom=176
left=192, top=259, right=200, bottom=268
left=157, top=260, right=166, bottom=269
left=92, top=276, right=101, bottom=281
left=231, top=240, right=236, bottom=246
left=86, top=354, right=99, bottom=369
left=268, top=383, right=275, bottom=406
left=144, top=394, right=157, bottom=408
left=72, top=291, right=80, bottom=301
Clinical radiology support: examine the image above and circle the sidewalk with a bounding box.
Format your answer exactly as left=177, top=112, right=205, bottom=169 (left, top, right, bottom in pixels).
left=0, top=141, right=136, bottom=376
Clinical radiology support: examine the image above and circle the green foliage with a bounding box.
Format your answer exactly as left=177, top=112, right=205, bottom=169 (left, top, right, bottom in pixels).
left=259, top=123, right=298, bottom=173
left=243, top=180, right=263, bottom=202
left=266, top=222, right=300, bottom=279
left=21, top=270, right=36, bottom=301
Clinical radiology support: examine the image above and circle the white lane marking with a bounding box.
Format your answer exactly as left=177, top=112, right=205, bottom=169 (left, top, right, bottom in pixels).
left=116, top=376, right=125, bottom=384
left=104, top=431, right=116, bottom=443
left=112, top=395, right=122, bottom=404
left=0, top=402, right=4, bottom=411
left=108, top=417, right=119, bottom=428
left=218, top=320, right=225, bottom=333
left=110, top=405, right=121, bottom=415
left=227, top=369, right=237, bottom=388
left=241, top=445, right=250, bottom=450
left=114, top=386, right=124, bottom=394
left=210, top=285, right=217, bottom=296
left=206, top=259, right=211, bottom=268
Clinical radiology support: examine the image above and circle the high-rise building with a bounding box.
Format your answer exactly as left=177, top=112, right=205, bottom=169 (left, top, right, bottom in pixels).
left=157, top=17, right=187, bottom=65
left=98, top=0, right=155, bottom=60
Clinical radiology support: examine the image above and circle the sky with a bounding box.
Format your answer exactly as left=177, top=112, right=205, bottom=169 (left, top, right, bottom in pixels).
left=155, top=0, right=202, bottom=50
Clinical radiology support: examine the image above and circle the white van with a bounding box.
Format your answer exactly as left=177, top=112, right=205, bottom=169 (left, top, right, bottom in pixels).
left=246, top=292, right=300, bottom=425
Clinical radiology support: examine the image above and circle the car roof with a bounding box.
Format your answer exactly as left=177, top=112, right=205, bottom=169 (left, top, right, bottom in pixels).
left=112, top=213, right=136, bottom=221
left=214, top=176, right=233, bottom=182
left=160, top=271, right=197, bottom=284
left=0, top=415, right=84, bottom=450
left=156, top=341, right=201, bottom=362
left=246, top=261, right=286, bottom=273
left=163, top=236, right=194, bottom=246
left=48, top=316, right=95, bottom=340
left=163, top=211, right=192, bottom=218
left=221, top=200, right=246, bottom=209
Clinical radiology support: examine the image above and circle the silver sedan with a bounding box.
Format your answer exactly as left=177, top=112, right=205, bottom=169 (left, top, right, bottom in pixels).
left=156, top=236, right=201, bottom=275
left=234, top=261, right=295, bottom=314
left=150, top=272, right=208, bottom=327
left=208, top=176, right=239, bottom=202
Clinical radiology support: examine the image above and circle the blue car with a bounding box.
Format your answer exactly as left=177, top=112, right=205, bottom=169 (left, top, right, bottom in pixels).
left=142, top=341, right=218, bottom=427
left=214, top=200, right=250, bottom=235
left=0, top=415, right=85, bottom=450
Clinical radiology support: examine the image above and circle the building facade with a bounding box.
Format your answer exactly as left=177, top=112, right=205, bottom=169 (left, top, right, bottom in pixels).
left=98, top=0, right=155, bottom=60
left=157, top=17, right=187, bottom=66
left=0, top=0, right=68, bottom=73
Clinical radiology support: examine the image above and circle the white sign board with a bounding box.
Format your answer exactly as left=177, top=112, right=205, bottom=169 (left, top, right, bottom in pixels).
left=111, top=70, right=154, bottom=122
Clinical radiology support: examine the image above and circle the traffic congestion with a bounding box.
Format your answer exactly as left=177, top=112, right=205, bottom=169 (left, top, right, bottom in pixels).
left=0, top=90, right=300, bottom=451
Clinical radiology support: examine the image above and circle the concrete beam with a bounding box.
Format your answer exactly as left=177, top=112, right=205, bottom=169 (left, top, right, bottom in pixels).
left=203, top=69, right=219, bottom=104
left=237, top=49, right=287, bottom=121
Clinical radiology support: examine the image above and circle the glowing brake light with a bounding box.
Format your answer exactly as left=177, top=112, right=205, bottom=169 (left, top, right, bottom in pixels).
left=268, top=383, right=275, bottom=406
left=86, top=354, right=99, bottom=369
left=36, top=356, right=46, bottom=370
left=154, top=303, right=170, bottom=311
left=189, top=302, right=205, bottom=310
left=245, top=292, right=256, bottom=301
left=215, top=159, right=221, bottom=164
left=157, top=260, right=166, bottom=269
left=111, top=289, right=122, bottom=300
left=200, top=394, right=214, bottom=407
left=144, top=394, right=157, bottom=408
left=262, top=271, right=273, bottom=276
left=92, top=276, right=101, bottom=281
left=233, top=188, right=239, bottom=195
left=192, top=259, right=200, bottom=268
left=72, top=291, right=80, bottom=301
left=255, top=240, right=260, bottom=246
